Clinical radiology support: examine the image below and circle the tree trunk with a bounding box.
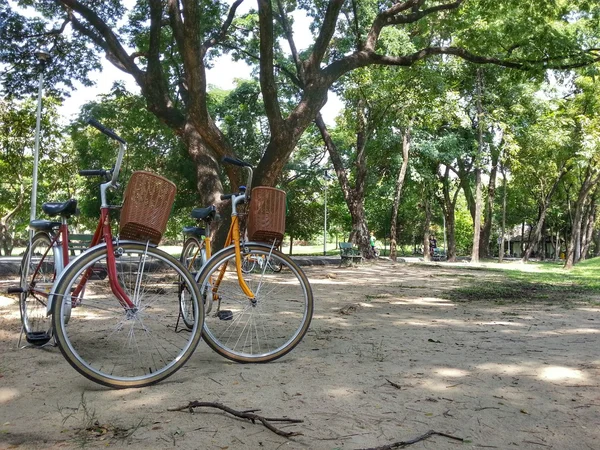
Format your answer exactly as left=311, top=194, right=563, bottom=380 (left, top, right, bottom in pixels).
left=315, top=112, right=373, bottom=259
left=498, top=165, right=508, bottom=263
left=593, top=229, right=600, bottom=257
left=579, top=194, right=597, bottom=262
left=565, top=168, right=600, bottom=268
left=471, top=68, right=484, bottom=263
left=520, top=221, right=525, bottom=255
left=479, top=136, right=501, bottom=258
left=389, top=125, right=411, bottom=261
left=423, top=191, right=432, bottom=262
left=522, top=165, right=567, bottom=262
left=0, top=182, right=24, bottom=256
left=440, top=166, right=459, bottom=262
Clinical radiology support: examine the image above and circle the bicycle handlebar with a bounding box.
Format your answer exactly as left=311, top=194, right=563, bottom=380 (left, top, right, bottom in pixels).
left=86, top=118, right=126, bottom=144
left=86, top=118, right=127, bottom=207
left=221, top=157, right=253, bottom=201
left=222, top=156, right=252, bottom=168
left=79, top=169, right=110, bottom=177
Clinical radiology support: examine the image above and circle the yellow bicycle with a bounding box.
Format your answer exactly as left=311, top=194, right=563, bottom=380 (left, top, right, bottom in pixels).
left=180, top=157, right=313, bottom=363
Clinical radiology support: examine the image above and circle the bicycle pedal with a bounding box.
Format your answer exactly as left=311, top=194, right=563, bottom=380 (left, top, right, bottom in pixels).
left=25, top=331, right=52, bottom=346
left=7, top=286, right=23, bottom=294
left=217, top=310, right=233, bottom=321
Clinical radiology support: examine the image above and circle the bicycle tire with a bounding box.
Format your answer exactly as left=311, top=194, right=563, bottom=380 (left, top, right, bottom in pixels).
left=179, top=237, right=205, bottom=328
left=267, top=257, right=283, bottom=272
left=20, top=232, right=54, bottom=345
left=241, top=254, right=256, bottom=274
left=51, top=242, right=203, bottom=389
left=197, top=244, right=313, bottom=363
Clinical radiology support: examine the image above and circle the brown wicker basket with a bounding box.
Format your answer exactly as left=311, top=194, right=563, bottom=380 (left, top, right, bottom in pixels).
left=247, top=187, right=286, bottom=244
left=119, top=171, right=177, bottom=245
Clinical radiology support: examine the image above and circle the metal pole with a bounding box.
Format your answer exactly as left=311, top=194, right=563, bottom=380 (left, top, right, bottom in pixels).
left=30, top=71, right=44, bottom=223
left=323, top=185, right=327, bottom=256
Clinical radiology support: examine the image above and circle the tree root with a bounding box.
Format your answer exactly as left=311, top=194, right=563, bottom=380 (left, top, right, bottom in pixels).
left=358, top=429, right=464, bottom=449
left=168, top=401, right=303, bottom=437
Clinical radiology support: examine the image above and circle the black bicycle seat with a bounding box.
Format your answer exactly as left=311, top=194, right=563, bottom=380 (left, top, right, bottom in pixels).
left=183, top=226, right=205, bottom=237
left=42, top=199, right=78, bottom=218
left=191, top=205, right=216, bottom=221
left=29, top=219, right=61, bottom=232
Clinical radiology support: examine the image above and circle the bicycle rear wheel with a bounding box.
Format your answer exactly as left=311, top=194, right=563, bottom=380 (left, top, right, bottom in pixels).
left=241, top=254, right=256, bottom=274
left=179, top=237, right=205, bottom=328
left=20, top=232, right=54, bottom=346
left=51, top=242, right=203, bottom=389
left=198, top=244, right=313, bottom=363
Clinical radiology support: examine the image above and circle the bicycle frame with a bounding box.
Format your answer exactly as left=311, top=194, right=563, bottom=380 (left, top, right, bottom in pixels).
left=44, top=121, right=137, bottom=315
left=185, top=163, right=263, bottom=301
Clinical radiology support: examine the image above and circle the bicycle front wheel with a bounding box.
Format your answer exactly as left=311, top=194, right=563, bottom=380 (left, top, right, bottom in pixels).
left=51, top=242, right=203, bottom=389
left=20, top=232, right=54, bottom=346
left=198, top=244, right=313, bottom=363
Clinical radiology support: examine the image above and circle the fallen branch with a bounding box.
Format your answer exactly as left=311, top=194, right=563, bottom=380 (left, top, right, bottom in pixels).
left=357, top=429, right=464, bottom=449
left=168, top=401, right=303, bottom=437
left=385, top=378, right=402, bottom=389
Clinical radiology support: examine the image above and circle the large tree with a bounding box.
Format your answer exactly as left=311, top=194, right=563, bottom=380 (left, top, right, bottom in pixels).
left=3, top=0, right=599, bottom=210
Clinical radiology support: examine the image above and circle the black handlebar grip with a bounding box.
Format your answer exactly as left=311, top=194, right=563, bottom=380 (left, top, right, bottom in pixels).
left=222, top=156, right=252, bottom=168
left=220, top=194, right=233, bottom=201
left=86, top=118, right=126, bottom=144
left=79, top=169, right=107, bottom=177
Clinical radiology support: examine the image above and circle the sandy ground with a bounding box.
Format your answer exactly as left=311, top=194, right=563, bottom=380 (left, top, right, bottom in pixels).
left=1, top=260, right=599, bottom=450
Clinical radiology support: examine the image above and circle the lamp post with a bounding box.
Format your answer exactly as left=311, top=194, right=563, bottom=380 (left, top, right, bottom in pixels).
left=323, top=183, right=328, bottom=255
left=30, top=50, right=51, bottom=225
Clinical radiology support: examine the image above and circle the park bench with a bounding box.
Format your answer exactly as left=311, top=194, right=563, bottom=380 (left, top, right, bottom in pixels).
left=68, top=233, right=94, bottom=255
left=432, top=248, right=447, bottom=261
left=339, top=242, right=363, bottom=265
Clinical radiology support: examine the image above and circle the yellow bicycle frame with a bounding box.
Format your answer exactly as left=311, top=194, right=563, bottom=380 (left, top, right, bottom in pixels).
left=186, top=214, right=254, bottom=300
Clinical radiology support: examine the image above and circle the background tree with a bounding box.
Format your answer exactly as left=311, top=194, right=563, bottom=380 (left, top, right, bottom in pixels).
left=4, top=0, right=599, bottom=208
left=0, top=97, right=69, bottom=255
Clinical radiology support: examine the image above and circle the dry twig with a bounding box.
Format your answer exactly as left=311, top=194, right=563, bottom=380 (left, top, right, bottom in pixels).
left=385, top=378, right=402, bottom=389
left=357, top=429, right=464, bottom=449
left=168, top=401, right=303, bottom=437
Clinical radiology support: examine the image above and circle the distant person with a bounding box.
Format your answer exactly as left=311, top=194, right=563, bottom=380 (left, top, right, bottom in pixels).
left=370, top=232, right=376, bottom=252
left=429, top=235, right=437, bottom=257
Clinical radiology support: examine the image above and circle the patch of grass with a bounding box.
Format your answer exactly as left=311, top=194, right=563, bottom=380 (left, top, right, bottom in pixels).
left=445, top=278, right=591, bottom=304
left=503, top=257, right=600, bottom=293
left=58, top=393, right=144, bottom=448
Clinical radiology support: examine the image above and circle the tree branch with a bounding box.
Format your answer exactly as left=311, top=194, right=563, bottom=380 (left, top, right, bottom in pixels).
left=364, top=0, right=420, bottom=50
left=168, top=401, right=303, bottom=438
left=275, top=0, right=304, bottom=86
left=167, top=0, right=186, bottom=55
left=306, top=0, right=345, bottom=74
left=203, top=0, right=244, bottom=50
left=257, top=0, right=283, bottom=130
left=388, top=0, right=464, bottom=25
left=57, top=0, right=144, bottom=81
left=17, top=18, right=70, bottom=39
left=222, top=43, right=302, bottom=87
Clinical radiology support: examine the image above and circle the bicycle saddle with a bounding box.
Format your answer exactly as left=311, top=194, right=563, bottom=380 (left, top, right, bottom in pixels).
left=191, top=205, right=217, bottom=221
left=42, top=199, right=78, bottom=217
left=182, top=226, right=205, bottom=237
left=29, top=219, right=62, bottom=231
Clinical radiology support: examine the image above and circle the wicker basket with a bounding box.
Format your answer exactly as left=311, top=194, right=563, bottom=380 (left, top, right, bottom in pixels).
left=247, top=187, right=286, bottom=244
left=119, top=171, right=177, bottom=245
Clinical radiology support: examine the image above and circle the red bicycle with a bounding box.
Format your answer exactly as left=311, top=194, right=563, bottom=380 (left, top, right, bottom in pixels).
left=10, top=119, right=203, bottom=389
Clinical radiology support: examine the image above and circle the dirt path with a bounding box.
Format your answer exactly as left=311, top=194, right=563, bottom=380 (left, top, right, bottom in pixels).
left=1, top=260, right=599, bottom=449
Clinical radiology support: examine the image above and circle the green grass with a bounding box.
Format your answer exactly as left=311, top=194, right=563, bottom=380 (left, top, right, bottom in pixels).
left=443, top=257, right=600, bottom=303
left=501, top=257, right=600, bottom=292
